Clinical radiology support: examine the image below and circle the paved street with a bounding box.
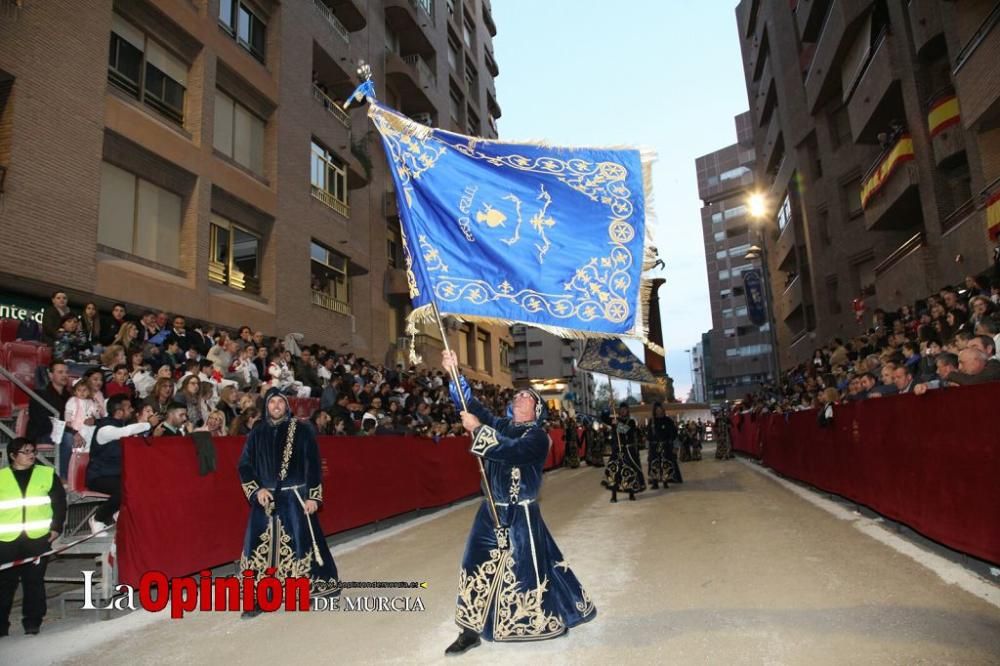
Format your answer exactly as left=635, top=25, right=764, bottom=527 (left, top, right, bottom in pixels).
left=6, top=451, right=1000, bottom=665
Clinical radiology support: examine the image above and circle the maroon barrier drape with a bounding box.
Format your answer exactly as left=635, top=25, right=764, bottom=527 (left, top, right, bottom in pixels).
left=729, top=384, right=1000, bottom=564
left=118, top=429, right=567, bottom=586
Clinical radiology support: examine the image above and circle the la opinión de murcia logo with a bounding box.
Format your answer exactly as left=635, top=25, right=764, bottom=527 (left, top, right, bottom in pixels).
left=80, top=569, right=427, bottom=618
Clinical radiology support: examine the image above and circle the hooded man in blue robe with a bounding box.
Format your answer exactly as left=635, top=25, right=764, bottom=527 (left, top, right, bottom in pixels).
left=442, top=350, right=595, bottom=655
left=237, top=388, right=339, bottom=618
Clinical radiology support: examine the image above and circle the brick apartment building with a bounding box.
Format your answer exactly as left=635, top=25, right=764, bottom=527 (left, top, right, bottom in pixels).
left=734, top=0, right=1000, bottom=370
left=0, top=0, right=512, bottom=386
left=695, top=111, right=776, bottom=402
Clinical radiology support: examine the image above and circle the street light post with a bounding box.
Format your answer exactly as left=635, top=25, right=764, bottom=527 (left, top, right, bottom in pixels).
left=745, top=193, right=782, bottom=391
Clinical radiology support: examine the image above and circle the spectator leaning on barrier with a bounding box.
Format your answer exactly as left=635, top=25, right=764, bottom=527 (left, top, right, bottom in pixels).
left=0, top=438, right=67, bottom=637
left=914, top=352, right=960, bottom=395
left=946, top=347, right=1000, bottom=386
left=154, top=402, right=191, bottom=437
left=87, top=395, right=152, bottom=534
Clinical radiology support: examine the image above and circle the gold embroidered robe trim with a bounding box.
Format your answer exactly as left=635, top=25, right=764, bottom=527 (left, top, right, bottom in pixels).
left=239, top=516, right=313, bottom=582
left=278, top=418, right=297, bottom=481
left=308, top=484, right=323, bottom=503
left=470, top=425, right=500, bottom=457
left=455, top=547, right=568, bottom=642
left=241, top=480, right=260, bottom=501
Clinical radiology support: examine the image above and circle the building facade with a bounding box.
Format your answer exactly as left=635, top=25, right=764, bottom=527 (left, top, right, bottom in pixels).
left=735, top=0, right=1000, bottom=370
left=696, top=111, right=775, bottom=402
left=509, top=325, right=590, bottom=414
left=0, top=0, right=511, bottom=385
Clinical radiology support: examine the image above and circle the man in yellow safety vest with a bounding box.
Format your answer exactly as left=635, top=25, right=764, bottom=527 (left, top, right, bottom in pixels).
left=0, top=438, right=67, bottom=637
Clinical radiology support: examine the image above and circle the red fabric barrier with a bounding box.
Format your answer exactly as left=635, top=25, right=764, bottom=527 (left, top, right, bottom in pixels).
left=119, top=428, right=569, bottom=586
left=730, top=384, right=1000, bottom=564
left=730, top=413, right=764, bottom=458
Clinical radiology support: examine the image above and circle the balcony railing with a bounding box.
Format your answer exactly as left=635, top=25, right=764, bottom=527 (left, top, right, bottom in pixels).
left=311, top=290, right=352, bottom=315
left=313, top=0, right=350, bottom=44
left=311, top=184, right=351, bottom=219
left=953, top=1, right=1000, bottom=73
left=403, top=54, right=437, bottom=88
left=411, top=0, right=434, bottom=22
left=311, top=84, right=351, bottom=129
left=860, top=134, right=914, bottom=210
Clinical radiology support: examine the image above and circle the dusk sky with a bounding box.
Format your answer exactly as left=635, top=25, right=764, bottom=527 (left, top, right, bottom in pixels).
left=491, top=1, right=752, bottom=400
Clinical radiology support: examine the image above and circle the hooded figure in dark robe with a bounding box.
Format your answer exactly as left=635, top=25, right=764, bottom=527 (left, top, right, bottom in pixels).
left=237, top=388, right=339, bottom=617
left=442, top=351, right=595, bottom=656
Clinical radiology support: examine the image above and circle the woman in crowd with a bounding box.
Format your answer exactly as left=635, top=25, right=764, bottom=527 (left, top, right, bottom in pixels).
left=147, top=377, right=175, bottom=421
left=217, top=384, right=240, bottom=426
left=174, top=374, right=204, bottom=426
left=80, top=302, right=101, bottom=347
left=197, top=410, right=227, bottom=437
left=228, top=407, right=260, bottom=436
left=112, top=321, right=139, bottom=352
left=128, top=349, right=155, bottom=399
left=99, top=345, right=126, bottom=386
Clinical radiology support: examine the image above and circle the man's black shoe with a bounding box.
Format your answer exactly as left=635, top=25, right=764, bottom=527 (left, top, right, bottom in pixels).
left=24, top=625, right=40, bottom=635
left=240, top=608, right=262, bottom=620
left=445, top=629, right=481, bottom=656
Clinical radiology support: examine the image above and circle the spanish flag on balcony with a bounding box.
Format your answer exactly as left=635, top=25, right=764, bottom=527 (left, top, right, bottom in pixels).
left=860, top=135, right=915, bottom=210
left=987, top=190, right=1000, bottom=243
left=928, top=94, right=961, bottom=138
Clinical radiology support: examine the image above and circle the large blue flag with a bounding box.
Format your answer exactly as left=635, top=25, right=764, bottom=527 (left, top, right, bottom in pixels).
left=369, top=102, right=660, bottom=351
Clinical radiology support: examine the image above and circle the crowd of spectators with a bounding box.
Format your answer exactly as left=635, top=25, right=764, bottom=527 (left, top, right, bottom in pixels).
left=23, top=291, right=542, bottom=456
left=735, top=274, right=1000, bottom=416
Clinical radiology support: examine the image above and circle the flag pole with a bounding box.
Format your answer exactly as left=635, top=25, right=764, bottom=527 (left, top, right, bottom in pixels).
left=430, top=301, right=502, bottom=531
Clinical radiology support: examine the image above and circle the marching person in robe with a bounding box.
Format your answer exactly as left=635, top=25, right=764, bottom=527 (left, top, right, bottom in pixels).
left=562, top=416, right=580, bottom=469
left=647, top=402, right=680, bottom=488
left=584, top=419, right=605, bottom=467
left=442, top=351, right=595, bottom=656
left=602, top=402, right=646, bottom=502
left=237, top=388, right=338, bottom=618
left=714, top=410, right=734, bottom=460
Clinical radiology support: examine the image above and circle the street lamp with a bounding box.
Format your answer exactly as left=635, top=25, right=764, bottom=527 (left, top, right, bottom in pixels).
left=745, top=192, right=782, bottom=390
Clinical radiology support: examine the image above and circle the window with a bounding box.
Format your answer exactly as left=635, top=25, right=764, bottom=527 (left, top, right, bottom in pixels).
left=724, top=205, right=748, bottom=220
left=98, top=162, right=182, bottom=268
left=214, top=91, right=265, bottom=175
left=209, top=216, right=261, bottom=293
left=310, top=241, right=350, bottom=313
left=449, top=87, right=462, bottom=124
left=387, top=228, right=401, bottom=268
left=711, top=212, right=724, bottom=224
left=731, top=263, right=752, bottom=277
left=463, top=15, right=474, bottom=48
left=724, top=328, right=736, bottom=336
left=713, top=231, right=725, bottom=242
left=736, top=306, right=748, bottom=317
left=310, top=141, right=349, bottom=217
left=219, top=1, right=266, bottom=62
left=458, top=326, right=471, bottom=365
left=715, top=249, right=727, bottom=260
left=719, top=269, right=731, bottom=280
left=722, top=308, right=734, bottom=318
left=728, top=243, right=752, bottom=258
left=720, top=289, right=731, bottom=298
left=826, top=277, right=842, bottom=315
left=776, top=193, right=792, bottom=230
left=476, top=331, right=489, bottom=371
left=448, top=37, right=459, bottom=71
left=500, top=340, right=511, bottom=371
left=720, top=166, right=751, bottom=181
left=108, top=14, right=187, bottom=123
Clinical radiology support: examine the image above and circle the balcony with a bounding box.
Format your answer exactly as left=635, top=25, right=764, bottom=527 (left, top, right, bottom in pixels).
left=311, top=290, right=351, bottom=316
left=773, top=221, right=797, bottom=273
left=311, top=84, right=351, bottom=130
left=873, top=232, right=925, bottom=279
left=484, top=46, right=499, bottom=78
left=482, top=0, right=497, bottom=37
left=907, top=0, right=944, bottom=57
left=327, top=0, right=366, bottom=31
left=385, top=267, right=410, bottom=296
left=796, top=0, right=832, bottom=43
left=761, top=109, right=784, bottom=174
left=846, top=33, right=901, bottom=144
left=311, top=184, right=350, bottom=219
left=754, top=57, right=776, bottom=127
left=778, top=275, right=804, bottom=321
left=860, top=136, right=922, bottom=231
left=385, top=0, right=436, bottom=49
left=313, top=0, right=350, bottom=44
left=927, top=91, right=966, bottom=168
left=804, top=0, right=874, bottom=113
left=386, top=51, right=437, bottom=110
left=952, top=3, right=1000, bottom=130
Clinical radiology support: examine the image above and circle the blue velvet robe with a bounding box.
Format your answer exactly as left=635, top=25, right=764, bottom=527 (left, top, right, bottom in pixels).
left=602, top=413, right=646, bottom=494
left=238, top=411, right=339, bottom=596
left=455, top=387, right=596, bottom=641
